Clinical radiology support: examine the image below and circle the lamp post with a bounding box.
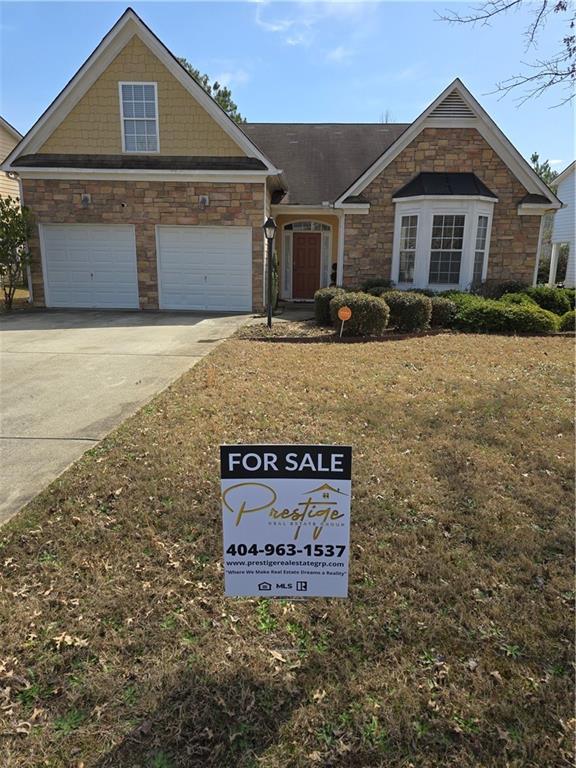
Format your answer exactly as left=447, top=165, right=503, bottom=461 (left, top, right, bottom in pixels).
left=263, top=217, right=277, bottom=329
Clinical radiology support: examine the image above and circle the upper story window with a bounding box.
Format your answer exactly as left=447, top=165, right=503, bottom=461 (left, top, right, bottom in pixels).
left=120, top=83, right=158, bottom=152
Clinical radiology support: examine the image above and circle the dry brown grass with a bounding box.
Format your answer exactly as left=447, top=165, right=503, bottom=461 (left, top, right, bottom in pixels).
left=0, top=334, right=573, bottom=768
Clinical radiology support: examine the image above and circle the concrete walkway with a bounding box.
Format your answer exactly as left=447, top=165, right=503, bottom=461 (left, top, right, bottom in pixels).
left=0, top=310, right=248, bottom=523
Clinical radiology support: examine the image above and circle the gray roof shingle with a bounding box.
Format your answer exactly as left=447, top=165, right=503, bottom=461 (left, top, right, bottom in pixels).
left=244, top=123, right=409, bottom=205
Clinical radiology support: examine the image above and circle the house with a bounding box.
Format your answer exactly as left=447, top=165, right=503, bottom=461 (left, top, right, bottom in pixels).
left=0, top=116, right=22, bottom=199
left=548, top=161, right=575, bottom=288
left=1, top=8, right=562, bottom=312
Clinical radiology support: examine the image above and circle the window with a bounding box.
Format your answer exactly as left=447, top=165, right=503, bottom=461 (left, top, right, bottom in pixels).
left=398, top=215, right=418, bottom=283
left=120, top=83, right=158, bottom=152
left=429, top=214, right=465, bottom=284
left=285, top=222, right=330, bottom=232
left=473, top=215, right=489, bottom=284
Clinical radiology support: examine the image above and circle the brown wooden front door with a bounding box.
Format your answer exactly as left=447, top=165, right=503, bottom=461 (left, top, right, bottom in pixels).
left=292, top=232, right=321, bottom=299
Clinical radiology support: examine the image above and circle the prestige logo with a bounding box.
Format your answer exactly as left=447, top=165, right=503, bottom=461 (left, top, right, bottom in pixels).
left=222, top=482, right=347, bottom=541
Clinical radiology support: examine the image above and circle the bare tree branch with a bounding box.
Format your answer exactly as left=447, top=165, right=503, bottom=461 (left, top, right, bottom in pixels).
left=437, top=0, right=576, bottom=103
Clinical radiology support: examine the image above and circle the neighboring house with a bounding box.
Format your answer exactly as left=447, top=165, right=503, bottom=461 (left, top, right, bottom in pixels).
left=0, top=116, right=22, bottom=199
left=1, top=8, right=562, bottom=312
left=549, top=161, right=575, bottom=288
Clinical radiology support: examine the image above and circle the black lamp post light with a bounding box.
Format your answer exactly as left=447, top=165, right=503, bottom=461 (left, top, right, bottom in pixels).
left=263, top=216, right=277, bottom=329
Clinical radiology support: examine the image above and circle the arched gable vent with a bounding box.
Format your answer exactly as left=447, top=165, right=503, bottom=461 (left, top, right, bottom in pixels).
left=429, top=90, right=476, bottom=119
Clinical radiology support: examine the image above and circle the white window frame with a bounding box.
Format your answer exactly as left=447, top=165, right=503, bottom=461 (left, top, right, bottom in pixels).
left=280, top=221, right=333, bottom=300
left=392, top=198, right=494, bottom=291
left=118, top=81, right=160, bottom=154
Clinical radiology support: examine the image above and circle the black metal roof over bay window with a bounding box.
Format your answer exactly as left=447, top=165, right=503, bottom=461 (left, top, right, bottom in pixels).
left=392, top=172, right=498, bottom=200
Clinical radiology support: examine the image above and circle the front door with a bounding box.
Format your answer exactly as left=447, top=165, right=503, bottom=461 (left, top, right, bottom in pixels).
left=292, top=232, right=321, bottom=299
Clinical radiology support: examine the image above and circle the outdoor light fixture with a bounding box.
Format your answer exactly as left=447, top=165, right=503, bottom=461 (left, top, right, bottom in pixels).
left=262, top=217, right=277, bottom=329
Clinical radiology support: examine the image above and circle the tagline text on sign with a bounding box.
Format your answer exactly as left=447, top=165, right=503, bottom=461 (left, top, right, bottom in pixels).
left=220, top=445, right=352, bottom=598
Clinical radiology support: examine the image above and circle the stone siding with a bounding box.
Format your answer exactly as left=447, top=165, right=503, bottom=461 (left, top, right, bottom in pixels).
left=343, top=127, right=541, bottom=287
left=22, top=178, right=265, bottom=310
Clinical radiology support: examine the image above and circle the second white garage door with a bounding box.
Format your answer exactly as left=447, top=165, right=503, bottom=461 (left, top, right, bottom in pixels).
left=157, top=226, right=252, bottom=311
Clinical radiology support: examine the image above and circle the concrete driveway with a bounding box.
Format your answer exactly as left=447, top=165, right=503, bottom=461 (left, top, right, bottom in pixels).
left=0, top=310, right=248, bottom=523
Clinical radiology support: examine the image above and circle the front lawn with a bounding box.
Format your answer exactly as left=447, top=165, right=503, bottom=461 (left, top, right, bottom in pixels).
left=0, top=335, right=573, bottom=767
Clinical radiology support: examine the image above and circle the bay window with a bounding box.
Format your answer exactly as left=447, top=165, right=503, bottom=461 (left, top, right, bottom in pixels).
left=392, top=200, right=494, bottom=291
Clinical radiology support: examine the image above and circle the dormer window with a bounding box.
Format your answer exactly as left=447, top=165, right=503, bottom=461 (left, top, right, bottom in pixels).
left=119, top=82, right=158, bottom=152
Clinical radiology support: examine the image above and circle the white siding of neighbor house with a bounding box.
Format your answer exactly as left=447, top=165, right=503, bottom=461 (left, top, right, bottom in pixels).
left=553, top=167, right=575, bottom=287
left=553, top=169, right=575, bottom=244
left=0, top=124, right=20, bottom=199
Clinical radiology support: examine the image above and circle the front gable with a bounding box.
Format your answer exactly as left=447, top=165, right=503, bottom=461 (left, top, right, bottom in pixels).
left=39, top=35, right=244, bottom=157
left=4, top=9, right=276, bottom=171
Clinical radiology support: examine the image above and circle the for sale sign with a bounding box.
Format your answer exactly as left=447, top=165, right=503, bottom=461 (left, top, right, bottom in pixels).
left=220, top=445, right=352, bottom=598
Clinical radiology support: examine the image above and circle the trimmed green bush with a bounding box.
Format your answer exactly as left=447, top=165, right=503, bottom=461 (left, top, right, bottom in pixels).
left=499, top=292, right=538, bottom=306
left=381, top=290, right=432, bottom=331
left=430, top=296, right=457, bottom=327
left=314, top=287, right=345, bottom=325
left=558, top=310, right=575, bottom=332
left=361, top=277, right=394, bottom=292
left=474, top=279, right=528, bottom=299
left=564, top=289, right=575, bottom=310
left=524, top=286, right=571, bottom=315
left=454, top=296, right=558, bottom=334
left=329, top=292, right=390, bottom=336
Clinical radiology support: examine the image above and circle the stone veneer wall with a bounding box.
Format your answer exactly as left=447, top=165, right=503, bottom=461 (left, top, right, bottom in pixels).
left=343, top=127, right=541, bottom=287
left=22, top=178, right=265, bottom=310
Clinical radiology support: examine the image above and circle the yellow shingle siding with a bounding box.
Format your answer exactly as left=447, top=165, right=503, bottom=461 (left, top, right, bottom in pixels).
left=0, top=124, right=20, bottom=198
left=39, top=35, right=245, bottom=157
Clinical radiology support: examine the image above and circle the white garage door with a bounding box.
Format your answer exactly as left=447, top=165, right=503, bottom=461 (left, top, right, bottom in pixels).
left=157, top=226, right=252, bottom=311
left=41, top=225, right=139, bottom=309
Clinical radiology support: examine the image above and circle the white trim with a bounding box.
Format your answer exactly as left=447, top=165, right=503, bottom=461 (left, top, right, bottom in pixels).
left=554, top=161, right=575, bottom=187
left=337, top=215, right=345, bottom=286
left=392, top=194, right=498, bottom=204
left=38, top=224, right=50, bottom=306
left=391, top=198, right=495, bottom=291
left=2, top=9, right=278, bottom=172
left=14, top=169, right=271, bottom=183
left=0, top=116, right=22, bottom=141
left=118, top=81, right=160, bottom=154
left=548, top=242, right=561, bottom=286
left=334, top=78, right=560, bottom=209
left=533, top=215, right=546, bottom=286
left=518, top=203, right=555, bottom=216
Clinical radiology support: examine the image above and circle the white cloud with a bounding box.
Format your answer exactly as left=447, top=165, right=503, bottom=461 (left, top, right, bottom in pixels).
left=326, top=45, right=354, bottom=62
left=255, top=0, right=373, bottom=47
left=549, top=159, right=563, bottom=166
left=214, top=69, right=251, bottom=88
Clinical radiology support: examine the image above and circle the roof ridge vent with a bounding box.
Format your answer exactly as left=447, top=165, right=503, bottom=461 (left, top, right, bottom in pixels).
left=429, top=90, right=476, bottom=119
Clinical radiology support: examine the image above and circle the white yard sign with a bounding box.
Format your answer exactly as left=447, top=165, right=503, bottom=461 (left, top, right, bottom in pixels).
left=220, top=445, right=352, bottom=598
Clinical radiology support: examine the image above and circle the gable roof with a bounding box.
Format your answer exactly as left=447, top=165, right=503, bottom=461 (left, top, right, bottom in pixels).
left=244, top=123, right=409, bottom=205
left=392, top=172, right=497, bottom=200
left=0, top=116, right=22, bottom=142
left=334, top=78, right=561, bottom=210
left=555, top=160, right=575, bottom=186
left=2, top=8, right=279, bottom=173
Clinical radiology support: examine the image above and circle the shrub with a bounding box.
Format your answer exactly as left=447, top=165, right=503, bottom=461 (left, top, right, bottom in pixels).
left=314, top=287, right=345, bottom=325
left=361, top=277, right=394, bottom=292
left=329, top=292, right=390, bottom=336
left=564, top=288, right=575, bottom=309
left=454, top=296, right=558, bottom=334
left=524, top=286, right=572, bottom=315
left=430, top=296, right=457, bottom=327
left=381, top=290, right=432, bottom=331
left=473, top=279, right=528, bottom=299
left=406, top=287, right=436, bottom=297
left=499, top=292, right=537, bottom=306
left=558, top=310, right=575, bottom=332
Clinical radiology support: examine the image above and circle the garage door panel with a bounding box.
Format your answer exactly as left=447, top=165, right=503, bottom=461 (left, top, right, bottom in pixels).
left=41, top=225, right=139, bottom=309
left=157, top=226, right=252, bottom=311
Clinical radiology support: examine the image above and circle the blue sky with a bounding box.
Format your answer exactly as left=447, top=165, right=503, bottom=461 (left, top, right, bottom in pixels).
left=1, top=1, right=573, bottom=170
